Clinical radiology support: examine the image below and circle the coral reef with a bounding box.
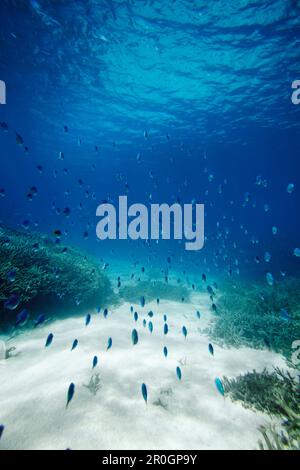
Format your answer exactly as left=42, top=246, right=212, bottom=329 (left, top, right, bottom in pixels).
left=119, top=280, right=190, bottom=304
left=208, top=279, right=300, bottom=359
left=0, top=225, right=114, bottom=322
left=224, top=368, right=300, bottom=451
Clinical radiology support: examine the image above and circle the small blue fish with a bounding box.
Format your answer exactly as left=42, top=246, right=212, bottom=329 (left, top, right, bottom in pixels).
left=45, top=333, right=54, bottom=348
left=71, top=339, right=78, bottom=351
left=148, top=321, right=153, bottom=334
left=207, top=286, right=215, bottom=296
left=287, top=183, right=295, bottom=194
left=182, top=326, right=187, bottom=339
left=92, top=356, right=98, bottom=369
left=66, top=383, right=75, bottom=408
left=134, top=312, right=138, bottom=322
left=148, top=311, right=154, bottom=318
left=85, top=314, right=91, bottom=327
left=196, top=311, right=201, bottom=319
left=107, top=337, right=112, bottom=351
left=143, top=319, right=147, bottom=327
left=141, top=383, right=148, bottom=404
left=0, top=424, right=4, bottom=440
left=294, top=248, right=300, bottom=258
left=163, top=346, right=168, bottom=358
left=103, top=308, right=108, bottom=318
left=176, top=367, right=182, bottom=381
left=140, top=296, right=145, bottom=308
left=163, top=315, right=168, bottom=322
left=132, top=329, right=138, bottom=346
left=215, top=378, right=225, bottom=397
left=34, top=314, right=46, bottom=328
left=15, top=309, right=29, bottom=327
left=164, top=323, right=169, bottom=335
left=208, top=344, right=214, bottom=356
left=4, top=294, right=20, bottom=311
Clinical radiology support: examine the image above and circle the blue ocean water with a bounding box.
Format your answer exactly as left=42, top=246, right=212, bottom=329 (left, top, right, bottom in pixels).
left=0, top=0, right=300, bottom=451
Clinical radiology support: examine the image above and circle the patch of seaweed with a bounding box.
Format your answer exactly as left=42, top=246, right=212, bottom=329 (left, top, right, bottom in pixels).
left=119, top=280, right=190, bottom=304
left=224, top=368, right=300, bottom=450
left=0, top=225, right=114, bottom=322
left=208, top=279, right=300, bottom=359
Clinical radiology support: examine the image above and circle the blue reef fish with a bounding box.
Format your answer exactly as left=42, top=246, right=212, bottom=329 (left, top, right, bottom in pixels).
left=134, top=312, right=138, bottom=322
left=132, top=329, right=138, bottom=346
left=287, top=183, right=295, bottom=194
left=16, top=133, right=24, bottom=146
left=215, top=378, right=225, bottom=397
left=66, top=383, right=75, bottom=408
left=71, top=339, right=78, bottom=351
left=92, top=356, right=98, bottom=369
left=196, top=311, right=201, bottom=319
left=141, top=383, right=148, bottom=404
left=15, top=309, right=29, bottom=327
left=140, top=296, right=146, bottom=308
left=107, top=337, right=113, bottom=350
left=207, top=286, right=215, bottom=296
left=164, top=323, right=169, bottom=335
left=182, top=326, right=187, bottom=338
left=208, top=344, right=214, bottom=356
left=45, top=333, right=54, bottom=348
left=143, top=319, right=147, bottom=327
left=34, top=314, right=46, bottom=328
left=0, top=424, right=4, bottom=440
left=148, top=321, right=153, bottom=334
left=266, top=272, right=274, bottom=286
left=85, top=314, right=91, bottom=327
left=0, top=122, right=8, bottom=131
left=212, top=303, right=217, bottom=313
left=148, top=311, right=154, bottom=318
left=176, top=367, right=182, bottom=380
left=163, top=315, right=168, bottom=322
left=202, top=273, right=207, bottom=282
left=4, top=294, right=20, bottom=310
left=264, top=252, right=271, bottom=263
left=163, top=346, right=168, bottom=358
left=104, top=308, right=108, bottom=318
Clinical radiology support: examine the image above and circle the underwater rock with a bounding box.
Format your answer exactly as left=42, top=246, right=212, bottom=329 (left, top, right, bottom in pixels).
left=0, top=225, right=114, bottom=322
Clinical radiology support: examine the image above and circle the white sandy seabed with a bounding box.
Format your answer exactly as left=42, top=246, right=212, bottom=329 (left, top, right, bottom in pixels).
left=0, top=292, right=288, bottom=451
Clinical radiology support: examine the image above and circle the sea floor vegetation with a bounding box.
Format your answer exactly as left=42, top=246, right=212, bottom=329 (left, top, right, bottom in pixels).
left=223, top=368, right=300, bottom=450
left=0, top=225, right=114, bottom=324
left=208, top=279, right=300, bottom=360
